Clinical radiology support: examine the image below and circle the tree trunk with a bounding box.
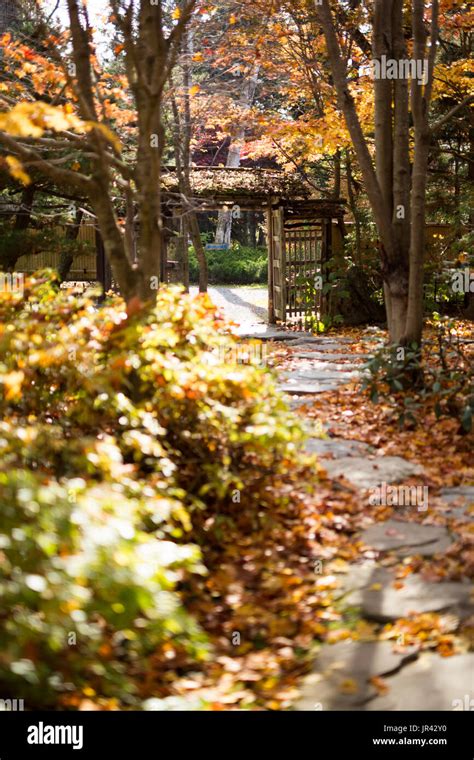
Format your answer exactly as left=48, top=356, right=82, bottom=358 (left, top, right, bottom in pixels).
left=189, top=213, right=208, bottom=292
left=332, top=150, right=341, bottom=198
left=316, top=0, right=439, bottom=347
left=215, top=65, right=259, bottom=245
left=405, top=0, right=439, bottom=344
left=3, top=185, right=36, bottom=272
left=170, top=29, right=208, bottom=292
left=134, top=103, right=164, bottom=300
left=58, top=205, right=84, bottom=282
left=405, top=130, right=430, bottom=344
left=14, top=184, right=35, bottom=232
left=124, top=185, right=136, bottom=264
left=90, top=186, right=141, bottom=301
left=345, top=152, right=362, bottom=265
left=1, top=0, right=197, bottom=308
left=249, top=211, right=257, bottom=248
left=464, top=109, right=474, bottom=319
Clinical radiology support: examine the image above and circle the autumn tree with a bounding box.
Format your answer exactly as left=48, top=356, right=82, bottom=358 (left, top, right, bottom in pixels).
left=428, top=0, right=474, bottom=318
left=313, top=0, right=473, bottom=345
left=182, top=1, right=273, bottom=244
left=0, top=0, right=197, bottom=302
left=168, top=29, right=209, bottom=292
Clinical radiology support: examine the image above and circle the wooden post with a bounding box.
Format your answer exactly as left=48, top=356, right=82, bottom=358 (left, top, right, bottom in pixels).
left=96, top=228, right=112, bottom=295
left=180, top=214, right=190, bottom=292
left=278, top=206, right=286, bottom=323
left=161, top=232, right=167, bottom=284
left=326, top=216, right=333, bottom=259
left=321, top=217, right=333, bottom=317
left=169, top=236, right=188, bottom=289
left=268, top=205, right=286, bottom=322
left=266, top=206, right=275, bottom=323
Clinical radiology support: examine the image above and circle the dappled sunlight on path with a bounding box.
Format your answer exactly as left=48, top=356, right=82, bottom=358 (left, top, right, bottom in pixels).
left=191, top=285, right=268, bottom=328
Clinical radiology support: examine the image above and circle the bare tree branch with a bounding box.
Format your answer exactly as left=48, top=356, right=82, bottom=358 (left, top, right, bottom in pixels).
left=431, top=95, right=474, bottom=133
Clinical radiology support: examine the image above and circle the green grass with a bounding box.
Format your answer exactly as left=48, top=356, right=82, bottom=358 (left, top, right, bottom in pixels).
left=189, top=245, right=268, bottom=285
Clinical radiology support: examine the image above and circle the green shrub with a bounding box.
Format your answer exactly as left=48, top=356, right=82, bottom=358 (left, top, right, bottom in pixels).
left=0, top=468, right=206, bottom=707
left=0, top=271, right=305, bottom=707
left=189, top=244, right=268, bottom=285
left=361, top=315, right=474, bottom=432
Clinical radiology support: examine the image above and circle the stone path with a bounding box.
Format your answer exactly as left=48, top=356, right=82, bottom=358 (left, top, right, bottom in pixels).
left=273, top=333, right=474, bottom=711
left=322, top=456, right=424, bottom=490
left=295, top=641, right=474, bottom=711
left=276, top=336, right=370, bottom=396
left=208, top=281, right=474, bottom=711
left=228, top=316, right=473, bottom=711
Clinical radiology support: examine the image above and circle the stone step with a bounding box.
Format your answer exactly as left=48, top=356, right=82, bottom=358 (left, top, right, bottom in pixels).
left=237, top=327, right=307, bottom=341
left=292, top=359, right=364, bottom=372
left=305, top=437, right=372, bottom=458
left=322, top=456, right=425, bottom=490
left=290, top=339, right=356, bottom=351
left=362, top=651, right=474, bottom=711
left=295, top=351, right=370, bottom=362
left=295, top=639, right=474, bottom=711
left=360, top=519, right=451, bottom=557
left=342, top=565, right=471, bottom=622
left=280, top=368, right=359, bottom=394
left=295, top=640, right=418, bottom=710
left=440, top=486, right=474, bottom=522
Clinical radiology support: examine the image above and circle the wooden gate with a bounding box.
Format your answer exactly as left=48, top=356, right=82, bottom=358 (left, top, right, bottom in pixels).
left=268, top=206, right=331, bottom=323
left=268, top=207, right=285, bottom=320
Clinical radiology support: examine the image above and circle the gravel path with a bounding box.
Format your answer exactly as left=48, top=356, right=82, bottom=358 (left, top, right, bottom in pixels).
left=190, top=285, right=268, bottom=327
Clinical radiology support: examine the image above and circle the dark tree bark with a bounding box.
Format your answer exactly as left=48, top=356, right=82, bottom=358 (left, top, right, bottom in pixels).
left=170, top=30, right=208, bottom=292
left=58, top=205, right=83, bottom=282
left=13, top=184, right=35, bottom=232
left=345, top=152, right=362, bottom=265
left=315, top=0, right=441, bottom=346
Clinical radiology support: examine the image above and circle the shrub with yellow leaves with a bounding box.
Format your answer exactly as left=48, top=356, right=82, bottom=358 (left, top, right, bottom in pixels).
left=0, top=272, right=307, bottom=708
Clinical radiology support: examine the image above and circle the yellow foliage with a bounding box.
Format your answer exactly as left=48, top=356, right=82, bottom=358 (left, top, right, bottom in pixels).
left=0, top=102, right=122, bottom=154
left=2, top=370, right=24, bottom=401
left=433, top=60, right=474, bottom=100
left=0, top=102, right=83, bottom=137
left=5, top=155, right=31, bottom=185
left=84, top=121, right=122, bottom=154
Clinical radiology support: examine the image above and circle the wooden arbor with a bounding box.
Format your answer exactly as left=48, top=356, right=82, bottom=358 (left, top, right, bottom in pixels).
left=161, top=167, right=345, bottom=324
